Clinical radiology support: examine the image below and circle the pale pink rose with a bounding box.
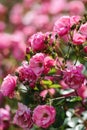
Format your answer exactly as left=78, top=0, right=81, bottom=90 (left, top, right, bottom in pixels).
left=13, top=103, right=33, bottom=130
left=0, top=106, right=10, bottom=130
left=37, top=2, right=50, bottom=14
left=0, top=33, right=11, bottom=49
left=53, top=16, right=70, bottom=36
left=0, top=74, right=17, bottom=98
left=33, top=14, right=49, bottom=30
left=23, top=25, right=36, bottom=36
left=79, top=23, right=87, bottom=38
left=29, top=32, right=45, bottom=52
left=77, top=84, right=87, bottom=99
left=70, top=16, right=81, bottom=27
left=9, top=4, right=23, bottom=25
left=67, top=1, right=85, bottom=15
left=11, top=31, right=26, bottom=60
left=63, top=65, right=85, bottom=89
left=33, top=105, right=56, bottom=128
left=49, top=0, right=67, bottom=14
left=29, top=53, right=45, bottom=76
left=73, top=31, right=86, bottom=45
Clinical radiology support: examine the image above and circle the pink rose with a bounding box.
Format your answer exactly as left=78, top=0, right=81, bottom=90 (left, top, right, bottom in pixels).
left=29, top=53, right=45, bottom=76
left=44, top=56, right=54, bottom=74
left=29, top=32, right=45, bottom=52
left=0, top=74, right=17, bottom=98
left=73, top=31, right=86, bottom=45
left=0, top=106, right=10, bottom=130
left=49, top=0, right=67, bottom=14
left=9, top=4, right=23, bottom=25
left=70, top=16, right=81, bottom=27
left=33, top=105, right=56, bottom=128
left=79, top=23, right=87, bottom=38
left=11, top=31, right=26, bottom=61
left=13, top=103, right=33, bottom=130
left=53, top=16, right=70, bottom=36
left=67, top=1, right=85, bottom=15
left=63, top=65, right=85, bottom=89
left=16, top=62, right=37, bottom=88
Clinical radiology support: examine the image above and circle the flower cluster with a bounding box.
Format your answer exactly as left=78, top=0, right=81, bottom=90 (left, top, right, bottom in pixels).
left=0, top=5, right=87, bottom=130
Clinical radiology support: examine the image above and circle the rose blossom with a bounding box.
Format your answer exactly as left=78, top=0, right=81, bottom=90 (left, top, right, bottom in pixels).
left=70, top=16, right=81, bottom=27
left=67, top=1, right=85, bottom=15
left=44, top=56, right=55, bottom=74
left=28, top=32, right=45, bottom=52
left=53, top=16, right=70, bottom=36
left=13, top=103, right=33, bottom=130
left=32, top=105, right=56, bottom=128
left=73, top=31, right=86, bottom=45
left=0, top=74, right=17, bottom=98
left=0, top=106, right=10, bottom=130
left=63, top=65, right=85, bottom=89
left=79, top=23, right=87, bottom=38
left=16, top=62, right=37, bottom=88
left=29, top=53, right=45, bottom=76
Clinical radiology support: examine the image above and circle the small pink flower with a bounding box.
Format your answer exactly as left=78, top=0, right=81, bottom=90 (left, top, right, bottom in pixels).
left=79, top=23, right=87, bottom=38
left=33, top=105, right=56, bottom=128
left=29, top=53, right=45, bottom=76
left=63, top=65, right=85, bottom=89
left=73, top=31, right=86, bottom=45
left=29, top=32, right=45, bottom=52
left=0, top=74, right=17, bottom=98
left=53, top=16, right=70, bottom=36
left=0, top=106, right=10, bottom=130
left=13, top=103, right=33, bottom=130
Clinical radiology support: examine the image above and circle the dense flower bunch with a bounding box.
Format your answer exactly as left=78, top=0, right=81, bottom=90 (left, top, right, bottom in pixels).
left=0, top=0, right=87, bottom=79
left=0, top=14, right=87, bottom=130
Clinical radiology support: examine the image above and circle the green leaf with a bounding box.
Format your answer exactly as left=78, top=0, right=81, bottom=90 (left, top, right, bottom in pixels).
left=50, top=84, right=61, bottom=88
left=41, top=80, right=52, bottom=86
left=69, top=97, right=82, bottom=102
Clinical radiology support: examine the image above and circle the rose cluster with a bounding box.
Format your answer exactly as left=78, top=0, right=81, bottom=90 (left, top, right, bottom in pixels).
left=0, top=13, right=87, bottom=130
